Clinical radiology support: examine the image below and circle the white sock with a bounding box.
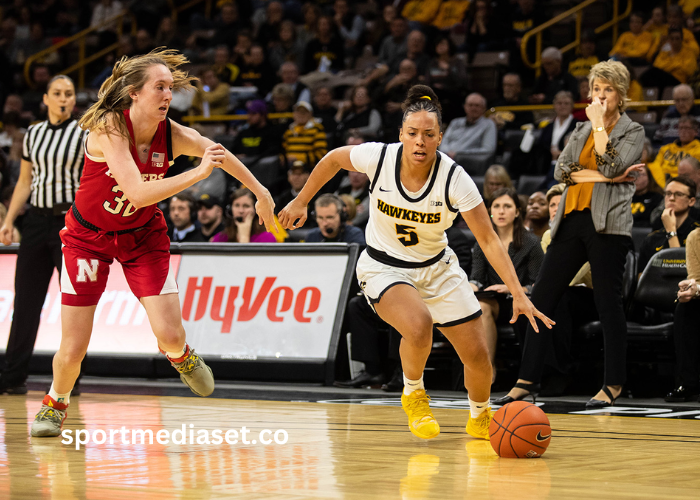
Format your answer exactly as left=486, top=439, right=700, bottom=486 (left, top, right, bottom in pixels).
left=403, top=374, right=425, bottom=396
left=48, top=383, right=71, bottom=406
left=166, top=345, right=187, bottom=359
left=469, top=398, right=490, bottom=418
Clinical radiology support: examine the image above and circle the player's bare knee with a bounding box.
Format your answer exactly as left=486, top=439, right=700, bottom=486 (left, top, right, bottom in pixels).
left=402, top=318, right=433, bottom=349
left=55, top=346, right=87, bottom=367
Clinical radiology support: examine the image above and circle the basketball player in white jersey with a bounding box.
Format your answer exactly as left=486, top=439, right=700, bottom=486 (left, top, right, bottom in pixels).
left=279, top=85, right=553, bottom=441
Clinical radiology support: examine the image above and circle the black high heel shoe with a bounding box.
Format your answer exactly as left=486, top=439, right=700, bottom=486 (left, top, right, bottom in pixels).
left=493, top=382, right=540, bottom=405
left=585, top=386, right=620, bottom=409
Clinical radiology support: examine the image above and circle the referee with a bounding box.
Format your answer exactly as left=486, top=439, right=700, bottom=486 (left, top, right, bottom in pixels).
left=0, top=75, right=85, bottom=394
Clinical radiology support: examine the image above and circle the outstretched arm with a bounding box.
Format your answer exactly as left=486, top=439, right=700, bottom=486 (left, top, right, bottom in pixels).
left=278, top=146, right=356, bottom=229
left=462, top=202, right=555, bottom=332
left=171, top=121, right=275, bottom=231
left=94, top=124, right=224, bottom=211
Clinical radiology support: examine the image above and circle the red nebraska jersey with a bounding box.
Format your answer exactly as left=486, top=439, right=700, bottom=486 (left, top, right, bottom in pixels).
left=73, top=109, right=173, bottom=231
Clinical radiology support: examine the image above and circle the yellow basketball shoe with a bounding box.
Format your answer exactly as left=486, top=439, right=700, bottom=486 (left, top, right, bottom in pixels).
left=466, top=408, right=493, bottom=440
left=401, top=389, right=440, bottom=439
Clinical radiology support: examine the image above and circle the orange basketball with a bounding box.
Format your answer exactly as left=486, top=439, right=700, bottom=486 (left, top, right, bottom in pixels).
left=489, top=401, right=552, bottom=458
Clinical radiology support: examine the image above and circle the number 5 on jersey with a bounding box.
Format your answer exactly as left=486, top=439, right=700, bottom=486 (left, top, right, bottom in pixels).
left=103, top=185, right=137, bottom=217
left=396, top=224, right=419, bottom=247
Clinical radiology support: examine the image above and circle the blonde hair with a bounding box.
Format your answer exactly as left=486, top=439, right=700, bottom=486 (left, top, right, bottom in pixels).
left=79, top=48, right=195, bottom=141
left=587, top=60, right=630, bottom=112
left=483, top=164, right=513, bottom=200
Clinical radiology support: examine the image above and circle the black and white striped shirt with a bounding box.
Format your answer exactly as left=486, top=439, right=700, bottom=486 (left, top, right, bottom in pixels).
left=22, top=119, right=85, bottom=208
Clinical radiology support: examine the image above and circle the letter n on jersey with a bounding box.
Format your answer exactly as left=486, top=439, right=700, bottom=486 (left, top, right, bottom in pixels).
left=76, top=259, right=99, bottom=282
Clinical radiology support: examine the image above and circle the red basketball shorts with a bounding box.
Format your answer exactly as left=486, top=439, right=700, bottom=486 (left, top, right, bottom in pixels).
left=60, top=209, right=178, bottom=306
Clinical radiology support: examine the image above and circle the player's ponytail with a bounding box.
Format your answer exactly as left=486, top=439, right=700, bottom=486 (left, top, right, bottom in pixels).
left=79, top=48, right=195, bottom=141
left=401, top=85, right=442, bottom=128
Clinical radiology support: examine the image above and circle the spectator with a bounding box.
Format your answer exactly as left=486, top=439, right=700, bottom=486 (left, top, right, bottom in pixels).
left=211, top=2, right=244, bottom=49
left=155, top=16, right=184, bottom=51
left=376, top=15, right=408, bottom=66
left=90, top=0, right=123, bottom=45
left=23, top=65, right=52, bottom=121
left=134, top=28, right=155, bottom=55
left=302, top=15, right=345, bottom=73
left=387, top=30, right=430, bottom=78
left=255, top=1, right=284, bottom=49
left=524, top=191, right=549, bottom=239
left=572, top=77, right=592, bottom=121
left=483, top=164, right=513, bottom=202
left=568, top=30, right=600, bottom=79
left=644, top=6, right=666, bottom=43
left=282, top=101, right=327, bottom=166
left=666, top=227, right=700, bottom=402
left=534, top=91, right=578, bottom=176
left=530, top=47, right=580, bottom=104
left=640, top=27, right=698, bottom=93
left=274, top=62, right=310, bottom=104
left=297, top=2, right=321, bottom=48
left=232, top=99, right=282, bottom=160
left=197, top=193, right=225, bottom=241
left=275, top=159, right=315, bottom=213
left=19, top=23, right=58, bottom=67
left=212, top=188, right=277, bottom=243
left=168, top=192, right=205, bottom=243
left=231, top=30, right=253, bottom=67
left=306, top=193, right=366, bottom=244
left=426, top=35, right=468, bottom=123
left=653, top=84, right=700, bottom=146
left=238, top=44, right=275, bottom=96
left=333, top=0, right=364, bottom=55
left=269, top=83, right=295, bottom=134
left=380, top=59, right=419, bottom=142
left=470, top=188, right=544, bottom=379
left=335, top=85, right=382, bottom=144
left=609, top=11, right=657, bottom=63
left=3, top=94, right=33, bottom=128
left=464, top=0, right=509, bottom=60
left=632, top=164, right=665, bottom=228
left=497, top=60, right=645, bottom=408
left=212, top=45, right=240, bottom=86
left=439, top=93, right=497, bottom=161
left=337, top=169, right=370, bottom=230
left=268, top=20, right=304, bottom=72
left=665, top=5, right=700, bottom=58
left=490, top=73, right=535, bottom=131
left=0, top=111, right=25, bottom=167
left=312, top=86, right=338, bottom=139
left=638, top=176, right=699, bottom=274
left=647, top=116, right=700, bottom=187
left=191, top=68, right=230, bottom=117
left=650, top=156, right=700, bottom=229
left=365, top=4, right=397, bottom=56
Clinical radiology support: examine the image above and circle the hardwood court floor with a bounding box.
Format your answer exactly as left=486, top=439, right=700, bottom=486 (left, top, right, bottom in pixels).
left=1, top=392, right=699, bottom=499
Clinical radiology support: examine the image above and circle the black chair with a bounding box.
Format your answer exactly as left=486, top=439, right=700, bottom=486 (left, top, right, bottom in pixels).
left=285, top=228, right=312, bottom=242
left=455, top=152, right=494, bottom=177
left=516, top=175, right=547, bottom=196
left=631, top=226, right=653, bottom=254
left=643, top=123, right=660, bottom=141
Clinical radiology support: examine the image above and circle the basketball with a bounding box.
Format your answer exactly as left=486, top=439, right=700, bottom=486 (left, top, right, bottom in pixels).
left=489, top=401, right=552, bottom=458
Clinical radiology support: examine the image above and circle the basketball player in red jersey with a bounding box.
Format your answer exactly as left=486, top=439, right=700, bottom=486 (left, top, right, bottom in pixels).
left=30, top=49, right=275, bottom=437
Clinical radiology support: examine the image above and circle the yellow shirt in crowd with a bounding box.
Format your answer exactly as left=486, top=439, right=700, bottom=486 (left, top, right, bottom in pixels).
left=653, top=46, right=698, bottom=83
left=647, top=139, right=700, bottom=187
left=568, top=56, right=600, bottom=78
left=609, top=31, right=658, bottom=61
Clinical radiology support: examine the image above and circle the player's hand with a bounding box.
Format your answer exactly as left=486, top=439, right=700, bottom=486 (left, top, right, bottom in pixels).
left=511, top=294, right=555, bottom=333
left=198, top=143, right=226, bottom=179
left=278, top=198, right=308, bottom=230
left=612, top=163, right=644, bottom=184
left=0, top=222, right=14, bottom=246
left=254, top=191, right=275, bottom=233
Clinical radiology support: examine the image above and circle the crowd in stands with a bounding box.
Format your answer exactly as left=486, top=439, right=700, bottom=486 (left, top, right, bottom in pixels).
left=1, top=0, right=700, bottom=400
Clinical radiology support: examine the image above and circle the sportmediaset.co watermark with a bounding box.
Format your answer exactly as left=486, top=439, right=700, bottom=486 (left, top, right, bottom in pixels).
left=61, top=424, right=289, bottom=450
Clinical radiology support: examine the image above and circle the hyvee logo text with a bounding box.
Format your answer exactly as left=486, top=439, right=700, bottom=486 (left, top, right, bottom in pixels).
left=182, top=277, right=322, bottom=333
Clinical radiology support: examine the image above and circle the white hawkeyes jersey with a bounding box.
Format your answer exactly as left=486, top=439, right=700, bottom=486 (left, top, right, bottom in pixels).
left=350, top=142, right=482, bottom=265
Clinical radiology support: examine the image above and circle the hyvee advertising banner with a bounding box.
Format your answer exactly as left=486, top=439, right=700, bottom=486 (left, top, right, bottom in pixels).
left=0, top=254, right=181, bottom=355
left=177, top=253, right=349, bottom=360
